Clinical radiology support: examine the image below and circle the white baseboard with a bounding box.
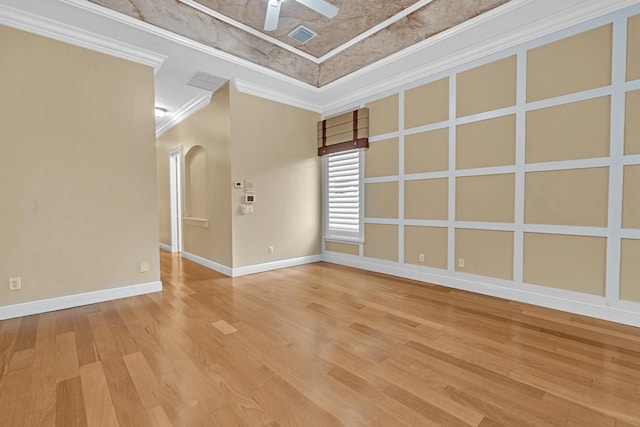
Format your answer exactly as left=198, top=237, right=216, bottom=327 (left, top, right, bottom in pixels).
left=181, top=251, right=234, bottom=276
left=180, top=251, right=322, bottom=278
left=232, top=254, right=323, bottom=277
left=159, top=242, right=172, bottom=252
left=0, top=281, right=162, bottom=321
left=323, top=252, right=640, bottom=328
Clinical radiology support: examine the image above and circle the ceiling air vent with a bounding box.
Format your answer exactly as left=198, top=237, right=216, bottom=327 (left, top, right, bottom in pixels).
left=185, top=71, right=226, bottom=91
left=288, top=25, right=317, bottom=44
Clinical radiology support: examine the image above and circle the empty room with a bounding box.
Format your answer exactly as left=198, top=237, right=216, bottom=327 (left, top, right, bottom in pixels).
left=1, top=0, right=640, bottom=425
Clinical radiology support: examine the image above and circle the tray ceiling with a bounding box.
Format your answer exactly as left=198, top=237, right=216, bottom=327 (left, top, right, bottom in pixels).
left=88, top=0, right=509, bottom=86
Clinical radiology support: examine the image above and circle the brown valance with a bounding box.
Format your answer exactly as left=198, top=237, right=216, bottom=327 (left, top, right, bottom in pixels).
left=317, top=108, right=369, bottom=156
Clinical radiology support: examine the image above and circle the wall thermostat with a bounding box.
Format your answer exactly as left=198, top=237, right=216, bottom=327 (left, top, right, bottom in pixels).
left=244, top=194, right=255, bottom=203
left=234, top=181, right=243, bottom=189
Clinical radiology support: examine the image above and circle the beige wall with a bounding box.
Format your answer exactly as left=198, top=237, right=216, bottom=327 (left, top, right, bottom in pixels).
left=230, top=85, right=321, bottom=268
left=184, top=145, right=208, bottom=219
left=364, top=224, right=398, bottom=261
left=365, top=182, right=399, bottom=218
left=456, top=56, right=516, bottom=117
left=405, top=78, right=449, bottom=128
left=365, top=138, right=399, bottom=177
left=157, top=84, right=233, bottom=267
left=627, top=14, right=640, bottom=82
left=523, top=233, right=606, bottom=296
left=325, top=241, right=359, bottom=256
left=158, top=83, right=320, bottom=269
left=0, top=25, right=159, bottom=307
left=620, top=238, right=640, bottom=303
left=525, top=168, right=609, bottom=227
left=367, top=95, right=398, bottom=136
left=405, top=226, right=447, bottom=269
left=405, top=129, right=449, bottom=174
left=456, top=174, right=515, bottom=223
left=455, top=229, right=513, bottom=280
left=405, top=179, right=448, bottom=220
left=626, top=90, right=640, bottom=155
left=457, top=115, right=515, bottom=169
left=527, top=25, right=612, bottom=102
left=526, top=97, right=611, bottom=163
left=622, top=165, right=640, bottom=229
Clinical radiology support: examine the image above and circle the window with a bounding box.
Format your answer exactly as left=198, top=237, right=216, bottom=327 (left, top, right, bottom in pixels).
left=325, top=149, right=363, bottom=241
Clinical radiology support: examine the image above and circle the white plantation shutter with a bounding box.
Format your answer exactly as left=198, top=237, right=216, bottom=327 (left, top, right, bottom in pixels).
left=327, top=150, right=361, bottom=239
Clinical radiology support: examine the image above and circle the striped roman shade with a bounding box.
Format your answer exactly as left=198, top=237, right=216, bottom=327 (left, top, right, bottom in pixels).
left=317, top=108, right=369, bottom=156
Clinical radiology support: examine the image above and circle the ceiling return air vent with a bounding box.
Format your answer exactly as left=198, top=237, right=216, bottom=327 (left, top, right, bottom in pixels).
left=185, top=71, right=226, bottom=91
left=288, top=26, right=318, bottom=44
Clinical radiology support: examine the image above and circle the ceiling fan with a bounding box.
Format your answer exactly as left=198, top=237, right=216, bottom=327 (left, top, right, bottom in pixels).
left=264, top=0, right=339, bottom=31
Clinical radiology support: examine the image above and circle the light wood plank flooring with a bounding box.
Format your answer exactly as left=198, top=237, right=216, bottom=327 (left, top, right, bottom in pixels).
left=1, top=251, right=640, bottom=426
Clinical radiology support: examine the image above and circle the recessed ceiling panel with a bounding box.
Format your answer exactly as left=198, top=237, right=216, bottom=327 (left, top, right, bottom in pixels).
left=192, top=0, right=421, bottom=57
left=88, top=0, right=509, bottom=86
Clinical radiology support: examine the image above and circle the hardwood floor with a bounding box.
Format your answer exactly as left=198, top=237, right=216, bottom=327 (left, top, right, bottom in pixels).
left=1, top=251, right=640, bottom=426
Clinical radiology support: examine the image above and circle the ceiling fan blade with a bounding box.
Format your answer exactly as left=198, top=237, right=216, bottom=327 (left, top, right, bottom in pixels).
left=296, top=0, right=339, bottom=18
left=264, top=1, right=281, bottom=31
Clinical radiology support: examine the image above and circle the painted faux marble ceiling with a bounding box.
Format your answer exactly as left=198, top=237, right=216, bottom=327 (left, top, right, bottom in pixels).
left=89, top=0, right=509, bottom=86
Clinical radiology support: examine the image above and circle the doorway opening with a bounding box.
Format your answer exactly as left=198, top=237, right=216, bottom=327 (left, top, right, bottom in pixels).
left=169, top=147, right=183, bottom=253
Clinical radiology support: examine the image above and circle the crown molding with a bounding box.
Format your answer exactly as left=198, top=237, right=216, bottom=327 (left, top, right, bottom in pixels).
left=60, top=0, right=317, bottom=92
left=156, top=92, right=212, bottom=137
left=319, top=0, right=640, bottom=112
left=233, top=78, right=323, bottom=113
left=25, top=0, right=640, bottom=119
left=0, top=3, right=166, bottom=73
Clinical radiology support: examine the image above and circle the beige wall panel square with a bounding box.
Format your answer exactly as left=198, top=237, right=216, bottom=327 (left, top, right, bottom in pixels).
left=628, top=14, right=640, bottom=82
left=364, top=224, right=398, bottom=261
left=525, top=168, right=609, bottom=227
left=405, top=179, right=448, bottom=220
left=523, top=233, right=606, bottom=296
left=405, top=128, right=449, bottom=174
left=457, top=115, right=516, bottom=169
left=620, top=238, right=640, bottom=303
left=623, top=165, right=640, bottom=229
left=367, top=94, right=399, bottom=136
left=405, top=77, right=449, bottom=128
left=626, top=90, right=640, bottom=155
left=325, top=241, right=360, bottom=256
left=455, top=229, right=514, bottom=280
left=456, top=174, right=515, bottom=223
left=365, top=138, right=399, bottom=178
left=457, top=56, right=517, bottom=117
left=365, top=182, right=398, bottom=218
left=405, top=226, right=448, bottom=269
left=526, top=96, right=611, bottom=163
left=527, top=25, right=612, bottom=102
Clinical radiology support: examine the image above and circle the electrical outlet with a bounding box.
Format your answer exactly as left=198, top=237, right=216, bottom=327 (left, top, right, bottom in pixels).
left=9, top=277, right=21, bottom=291
left=268, top=246, right=274, bottom=254
left=458, top=258, right=465, bottom=268
left=139, top=262, right=150, bottom=273
left=419, top=253, right=425, bottom=263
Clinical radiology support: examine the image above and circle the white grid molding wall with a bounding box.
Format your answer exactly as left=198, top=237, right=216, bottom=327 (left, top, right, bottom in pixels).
left=322, top=3, right=640, bottom=327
